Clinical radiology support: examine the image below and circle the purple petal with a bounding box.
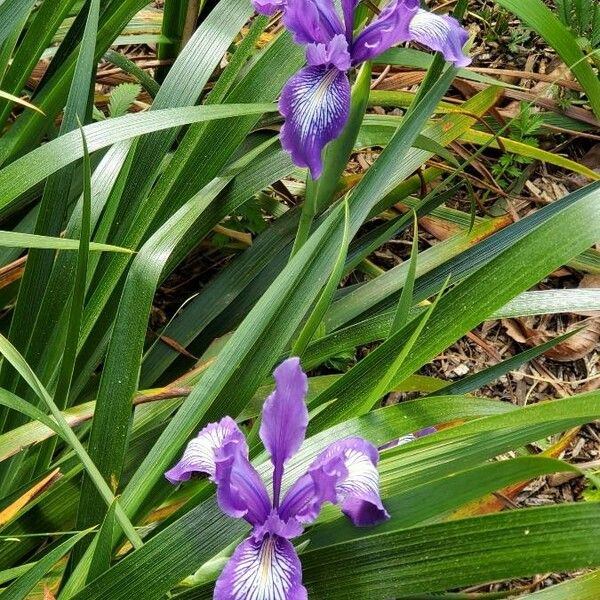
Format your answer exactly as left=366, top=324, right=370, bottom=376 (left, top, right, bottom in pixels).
left=351, top=0, right=420, bottom=64
left=214, top=443, right=271, bottom=525
left=280, top=437, right=390, bottom=527
left=252, top=0, right=285, bottom=15
left=279, top=457, right=344, bottom=525
left=214, top=534, right=307, bottom=600
left=283, top=0, right=344, bottom=45
left=341, top=0, right=358, bottom=39
left=164, top=416, right=247, bottom=484
left=279, top=65, right=351, bottom=179
left=379, top=426, right=438, bottom=451
left=408, top=9, right=471, bottom=67
left=260, top=357, right=309, bottom=505
left=415, top=426, right=438, bottom=438
left=253, top=510, right=305, bottom=540
left=315, top=437, right=390, bottom=526
left=306, top=34, right=352, bottom=70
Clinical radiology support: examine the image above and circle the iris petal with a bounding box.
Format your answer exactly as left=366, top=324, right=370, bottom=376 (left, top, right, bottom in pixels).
left=165, top=417, right=270, bottom=526
left=283, top=0, right=344, bottom=45
left=260, top=358, right=309, bottom=505
left=215, top=443, right=271, bottom=526
left=306, top=34, right=351, bottom=70
left=279, top=65, right=351, bottom=179
left=251, top=0, right=285, bottom=16
left=164, top=416, right=247, bottom=484
left=323, top=438, right=389, bottom=526
left=351, top=0, right=420, bottom=64
left=214, top=534, right=307, bottom=600
left=280, top=437, right=389, bottom=527
left=408, top=9, right=471, bottom=67
left=341, top=0, right=358, bottom=39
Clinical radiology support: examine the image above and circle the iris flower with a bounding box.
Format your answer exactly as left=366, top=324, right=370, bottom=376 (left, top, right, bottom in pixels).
left=166, top=357, right=389, bottom=599
left=251, top=0, right=471, bottom=178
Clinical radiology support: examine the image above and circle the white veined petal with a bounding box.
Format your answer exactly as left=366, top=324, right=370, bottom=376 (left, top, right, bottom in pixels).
left=165, top=416, right=246, bottom=483
left=336, top=447, right=380, bottom=501
left=215, top=535, right=307, bottom=600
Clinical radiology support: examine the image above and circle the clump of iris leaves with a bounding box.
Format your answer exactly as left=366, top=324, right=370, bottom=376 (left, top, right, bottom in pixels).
left=0, top=0, right=599, bottom=599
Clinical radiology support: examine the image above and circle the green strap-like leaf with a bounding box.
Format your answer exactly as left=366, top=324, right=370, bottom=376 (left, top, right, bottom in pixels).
left=301, top=503, right=600, bottom=598
left=0, top=335, right=142, bottom=550
left=0, top=231, right=132, bottom=253
left=0, top=103, right=277, bottom=218
left=495, top=0, right=600, bottom=120
left=1, top=529, right=90, bottom=600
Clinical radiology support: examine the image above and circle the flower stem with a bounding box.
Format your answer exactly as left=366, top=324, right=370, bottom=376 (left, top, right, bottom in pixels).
left=290, top=177, right=318, bottom=257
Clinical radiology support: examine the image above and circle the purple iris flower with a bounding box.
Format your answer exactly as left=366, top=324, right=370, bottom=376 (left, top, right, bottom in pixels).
left=166, top=357, right=389, bottom=600
left=251, top=0, right=472, bottom=179
left=379, top=425, right=437, bottom=450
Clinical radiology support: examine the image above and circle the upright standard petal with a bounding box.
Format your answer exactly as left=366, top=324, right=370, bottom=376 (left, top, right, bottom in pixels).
left=260, top=358, right=309, bottom=505
left=341, top=0, right=358, bottom=40
left=283, top=0, right=344, bottom=45
left=214, top=443, right=271, bottom=525
left=214, top=534, right=307, bottom=600
left=165, top=416, right=247, bottom=484
left=408, top=9, right=471, bottom=67
left=279, top=65, right=351, bottom=179
left=252, top=0, right=285, bottom=15
left=281, top=437, right=389, bottom=527
left=351, top=0, right=419, bottom=64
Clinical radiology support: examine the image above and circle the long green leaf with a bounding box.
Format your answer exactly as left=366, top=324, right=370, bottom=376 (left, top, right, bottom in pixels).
left=495, top=0, right=600, bottom=120
left=0, top=335, right=142, bottom=549
left=0, top=232, right=131, bottom=253
left=301, top=504, right=600, bottom=598
left=75, top=141, right=276, bottom=547
left=429, top=330, right=579, bottom=397
left=0, top=103, right=277, bottom=218
left=292, top=200, right=351, bottom=357
left=1, top=530, right=90, bottom=600
left=310, top=182, right=600, bottom=431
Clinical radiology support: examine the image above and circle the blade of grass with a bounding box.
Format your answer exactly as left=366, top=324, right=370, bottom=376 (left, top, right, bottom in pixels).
left=31, top=125, right=93, bottom=475
left=0, top=103, right=277, bottom=219
left=0, top=90, right=43, bottom=115
left=390, top=211, right=419, bottom=333
left=0, top=0, right=101, bottom=487
left=1, top=529, right=90, bottom=600
left=292, top=200, right=351, bottom=357
left=0, top=334, right=142, bottom=549
left=0, top=232, right=131, bottom=253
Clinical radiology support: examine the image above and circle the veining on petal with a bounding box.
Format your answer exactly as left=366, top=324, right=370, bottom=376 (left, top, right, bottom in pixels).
left=408, top=9, right=471, bottom=67
left=279, top=65, right=351, bottom=178
left=215, top=535, right=307, bottom=600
